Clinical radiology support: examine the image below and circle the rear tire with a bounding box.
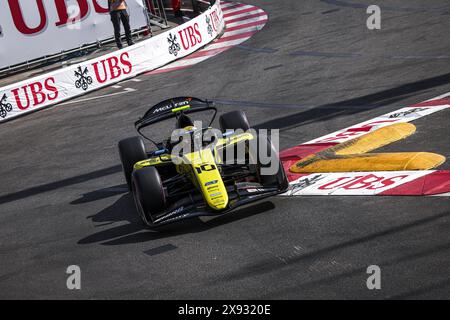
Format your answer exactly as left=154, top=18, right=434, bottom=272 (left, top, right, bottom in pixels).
left=219, top=110, right=250, bottom=132
left=118, top=136, right=147, bottom=190
left=132, top=167, right=166, bottom=226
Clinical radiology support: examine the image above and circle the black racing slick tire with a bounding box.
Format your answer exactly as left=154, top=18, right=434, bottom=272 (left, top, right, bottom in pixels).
left=219, top=110, right=250, bottom=132
left=250, top=134, right=289, bottom=191
left=118, top=136, right=147, bottom=190
left=132, top=167, right=166, bottom=226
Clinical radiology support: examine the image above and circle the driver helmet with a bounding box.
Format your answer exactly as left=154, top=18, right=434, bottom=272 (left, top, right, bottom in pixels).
left=176, top=113, right=195, bottom=130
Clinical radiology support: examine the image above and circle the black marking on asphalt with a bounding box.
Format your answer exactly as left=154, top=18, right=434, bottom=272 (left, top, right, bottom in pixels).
left=322, top=8, right=340, bottom=14
left=0, top=165, right=122, bottom=205
left=236, top=45, right=278, bottom=53
left=263, top=64, right=283, bottom=71
left=94, top=222, right=116, bottom=228
left=144, top=244, right=178, bottom=256
left=290, top=50, right=362, bottom=58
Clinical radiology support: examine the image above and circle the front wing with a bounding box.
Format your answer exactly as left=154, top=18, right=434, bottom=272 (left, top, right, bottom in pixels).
left=150, top=185, right=283, bottom=226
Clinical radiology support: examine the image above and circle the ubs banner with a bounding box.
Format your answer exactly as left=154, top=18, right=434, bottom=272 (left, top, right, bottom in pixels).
left=0, top=0, right=148, bottom=69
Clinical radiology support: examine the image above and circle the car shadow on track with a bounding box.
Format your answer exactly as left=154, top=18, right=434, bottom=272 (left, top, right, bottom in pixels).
left=258, top=240, right=450, bottom=299
left=253, top=72, right=450, bottom=131
left=217, top=210, right=450, bottom=284
left=77, top=189, right=276, bottom=245
left=0, top=165, right=122, bottom=206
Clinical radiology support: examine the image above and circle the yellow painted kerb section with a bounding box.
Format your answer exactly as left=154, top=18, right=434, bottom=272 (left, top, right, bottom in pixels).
left=290, top=123, right=446, bottom=173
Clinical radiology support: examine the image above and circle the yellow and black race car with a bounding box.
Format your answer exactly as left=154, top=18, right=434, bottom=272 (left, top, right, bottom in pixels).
left=118, top=97, right=288, bottom=228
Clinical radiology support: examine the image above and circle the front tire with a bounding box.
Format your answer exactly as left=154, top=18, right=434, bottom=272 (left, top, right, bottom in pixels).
left=249, top=133, right=288, bottom=190
left=219, top=110, right=250, bottom=132
left=118, top=136, right=147, bottom=190
left=132, top=167, right=166, bottom=226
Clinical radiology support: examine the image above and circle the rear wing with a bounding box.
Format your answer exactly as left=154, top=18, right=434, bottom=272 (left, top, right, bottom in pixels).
left=135, top=97, right=217, bottom=132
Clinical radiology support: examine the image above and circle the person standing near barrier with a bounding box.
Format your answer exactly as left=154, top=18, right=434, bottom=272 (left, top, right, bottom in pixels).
left=172, top=0, right=182, bottom=17
left=109, top=0, right=135, bottom=49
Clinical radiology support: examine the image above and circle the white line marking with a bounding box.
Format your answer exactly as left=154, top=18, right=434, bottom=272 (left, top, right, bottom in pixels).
left=204, top=37, right=251, bottom=50
left=222, top=5, right=254, bottom=15
left=58, top=88, right=136, bottom=106
left=155, top=55, right=213, bottom=69
left=424, top=92, right=450, bottom=101
left=221, top=3, right=236, bottom=9
left=120, top=78, right=142, bottom=84
left=224, top=9, right=265, bottom=21
left=221, top=25, right=265, bottom=38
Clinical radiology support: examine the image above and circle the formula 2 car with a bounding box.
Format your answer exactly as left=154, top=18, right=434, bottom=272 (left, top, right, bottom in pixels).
left=118, top=97, right=289, bottom=227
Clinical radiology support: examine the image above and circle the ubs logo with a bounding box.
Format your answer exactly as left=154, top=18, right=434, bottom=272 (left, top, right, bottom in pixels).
left=206, top=16, right=213, bottom=36
left=0, top=93, right=13, bottom=118
left=168, top=33, right=181, bottom=56
left=74, top=66, right=93, bottom=91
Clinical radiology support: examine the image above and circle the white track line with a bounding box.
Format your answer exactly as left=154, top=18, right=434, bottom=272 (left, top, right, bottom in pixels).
left=59, top=88, right=136, bottom=106
left=223, top=17, right=267, bottom=28
left=222, top=5, right=254, bottom=15
left=224, top=9, right=265, bottom=21
left=432, top=192, right=450, bottom=197
left=221, top=25, right=266, bottom=37
left=204, top=37, right=254, bottom=50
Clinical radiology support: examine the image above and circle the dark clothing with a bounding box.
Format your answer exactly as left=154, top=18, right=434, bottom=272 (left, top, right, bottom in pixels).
left=172, top=0, right=184, bottom=17
left=110, top=9, right=133, bottom=49
left=108, top=0, right=127, bottom=12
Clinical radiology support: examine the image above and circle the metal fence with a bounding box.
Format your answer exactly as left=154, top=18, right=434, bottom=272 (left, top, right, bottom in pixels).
left=145, top=0, right=169, bottom=30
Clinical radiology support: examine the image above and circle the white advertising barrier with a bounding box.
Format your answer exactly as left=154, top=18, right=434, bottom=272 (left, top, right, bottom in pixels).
left=283, top=171, right=434, bottom=196
left=0, top=0, right=148, bottom=69
left=0, top=2, right=225, bottom=122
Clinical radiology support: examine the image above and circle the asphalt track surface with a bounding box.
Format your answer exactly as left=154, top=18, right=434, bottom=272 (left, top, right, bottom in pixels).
left=1, top=0, right=449, bottom=299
